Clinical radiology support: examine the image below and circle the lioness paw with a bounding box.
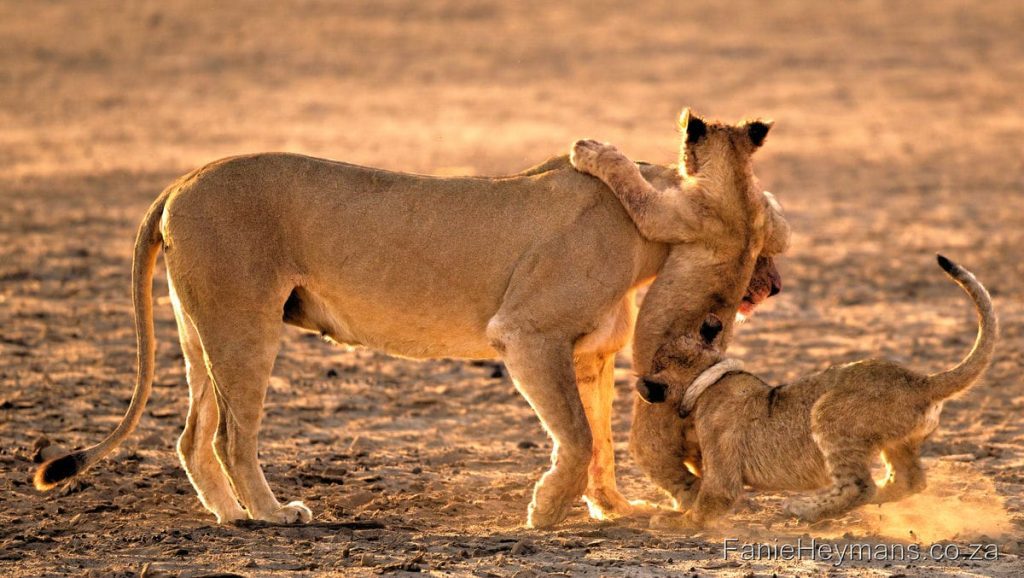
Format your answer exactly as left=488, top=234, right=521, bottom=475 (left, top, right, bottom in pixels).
left=267, top=500, right=314, bottom=524
left=527, top=498, right=573, bottom=529
left=583, top=487, right=634, bottom=521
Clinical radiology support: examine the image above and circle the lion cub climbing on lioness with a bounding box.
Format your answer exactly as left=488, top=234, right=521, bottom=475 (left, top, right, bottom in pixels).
left=568, top=110, right=789, bottom=337
left=569, top=111, right=789, bottom=255
left=632, top=255, right=997, bottom=527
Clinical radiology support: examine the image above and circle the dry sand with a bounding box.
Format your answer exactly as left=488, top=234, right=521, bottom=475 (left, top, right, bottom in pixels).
left=1, top=0, right=1022, bottom=576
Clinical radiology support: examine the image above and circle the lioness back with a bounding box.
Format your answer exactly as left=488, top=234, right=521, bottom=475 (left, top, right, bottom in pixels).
left=160, top=153, right=660, bottom=358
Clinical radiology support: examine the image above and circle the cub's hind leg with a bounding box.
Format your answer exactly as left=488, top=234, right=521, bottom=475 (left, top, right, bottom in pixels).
left=785, top=439, right=877, bottom=522
left=171, top=284, right=247, bottom=523
left=873, top=438, right=927, bottom=504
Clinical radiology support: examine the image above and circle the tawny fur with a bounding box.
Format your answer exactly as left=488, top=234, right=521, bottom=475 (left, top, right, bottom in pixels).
left=569, top=109, right=787, bottom=373
left=35, top=110, right=789, bottom=529
left=631, top=255, right=997, bottom=527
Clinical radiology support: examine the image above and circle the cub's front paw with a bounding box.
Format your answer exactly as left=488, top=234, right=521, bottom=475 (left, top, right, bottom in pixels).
left=569, top=139, right=616, bottom=175
left=649, top=509, right=703, bottom=531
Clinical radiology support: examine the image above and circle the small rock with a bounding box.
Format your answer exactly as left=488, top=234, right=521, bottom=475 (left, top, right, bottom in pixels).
left=510, top=540, right=534, bottom=555
left=326, top=368, right=339, bottom=378
left=338, top=491, right=376, bottom=509
left=39, top=444, right=67, bottom=463
left=517, top=440, right=538, bottom=450
left=489, top=364, right=506, bottom=379
left=411, top=466, right=422, bottom=474
left=57, top=478, right=91, bottom=496
left=944, top=453, right=977, bottom=463
left=139, top=432, right=166, bottom=449
left=139, top=562, right=173, bottom=578
left=31, top=437, right=68, bottom=463
left=31, top=436, right=51, bottom=461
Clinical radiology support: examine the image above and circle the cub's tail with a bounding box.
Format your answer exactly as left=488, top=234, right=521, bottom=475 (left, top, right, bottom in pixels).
left=34, top=187, right=170, bottom=491
left=925, top=254, right=998, bottom=401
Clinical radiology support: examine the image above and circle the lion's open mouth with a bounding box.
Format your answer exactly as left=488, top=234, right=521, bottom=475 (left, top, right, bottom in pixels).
left=738, top=290, right=769, bottom=317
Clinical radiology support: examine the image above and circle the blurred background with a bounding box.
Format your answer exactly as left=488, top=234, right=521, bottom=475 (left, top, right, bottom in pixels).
left=1, top=1, right=1022, bottom=576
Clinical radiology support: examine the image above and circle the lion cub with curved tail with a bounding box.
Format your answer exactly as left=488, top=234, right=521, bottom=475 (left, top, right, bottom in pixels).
left=633, top=255, right=997, bottom=526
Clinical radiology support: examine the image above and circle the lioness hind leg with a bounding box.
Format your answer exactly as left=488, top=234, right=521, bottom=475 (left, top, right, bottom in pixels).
left=189, top=305, right=312, bottom=525
left=490, top=323, right=591, bottom=528
left=575, top=351, right=632, bottom=520
left=170, top=287, right=246, bottom=523
left=873, top=438, right=927, bottom=504
left=785, top=441, right=876, bottom=522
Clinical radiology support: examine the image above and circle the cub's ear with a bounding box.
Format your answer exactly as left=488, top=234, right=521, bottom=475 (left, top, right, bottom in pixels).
left=747, top=119, right=773, bottom=147
left=699, top=314, right=724, bottom=344
left=636, top=378, right=668, bottom=403
left=680, top=108, right=707, bottom=144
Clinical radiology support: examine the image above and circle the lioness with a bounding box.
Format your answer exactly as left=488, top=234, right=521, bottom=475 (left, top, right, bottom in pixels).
left=632, top=255, right=996, bottom=527
left=36, top=110, right=787, bottom=528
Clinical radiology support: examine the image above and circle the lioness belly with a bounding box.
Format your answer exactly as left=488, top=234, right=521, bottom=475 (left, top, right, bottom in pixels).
left=283, top=284, right=498, bottom=359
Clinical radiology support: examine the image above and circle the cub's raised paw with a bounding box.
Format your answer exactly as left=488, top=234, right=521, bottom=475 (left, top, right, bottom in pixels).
left=569, top=139, right=617, bottom=175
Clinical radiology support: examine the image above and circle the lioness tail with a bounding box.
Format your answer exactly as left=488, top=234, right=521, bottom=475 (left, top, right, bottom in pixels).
left=35, top=187, right=170, bottom=491
left=925, top=254, right=998, bottom=401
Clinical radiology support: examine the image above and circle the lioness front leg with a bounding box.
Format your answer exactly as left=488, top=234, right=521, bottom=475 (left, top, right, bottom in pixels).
left=575, top=351, right=633, bottom=519
left=570, top=140, right=700, bottom=244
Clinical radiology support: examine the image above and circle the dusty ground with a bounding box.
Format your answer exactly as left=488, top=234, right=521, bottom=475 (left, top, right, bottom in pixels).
left=2, top=0, right=1023, bottom=576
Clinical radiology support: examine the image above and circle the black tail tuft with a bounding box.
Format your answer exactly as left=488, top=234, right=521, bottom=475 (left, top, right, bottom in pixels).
left=937, top=253, right=957, bottom=274
left=34, top=451, right=86, bottom=491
